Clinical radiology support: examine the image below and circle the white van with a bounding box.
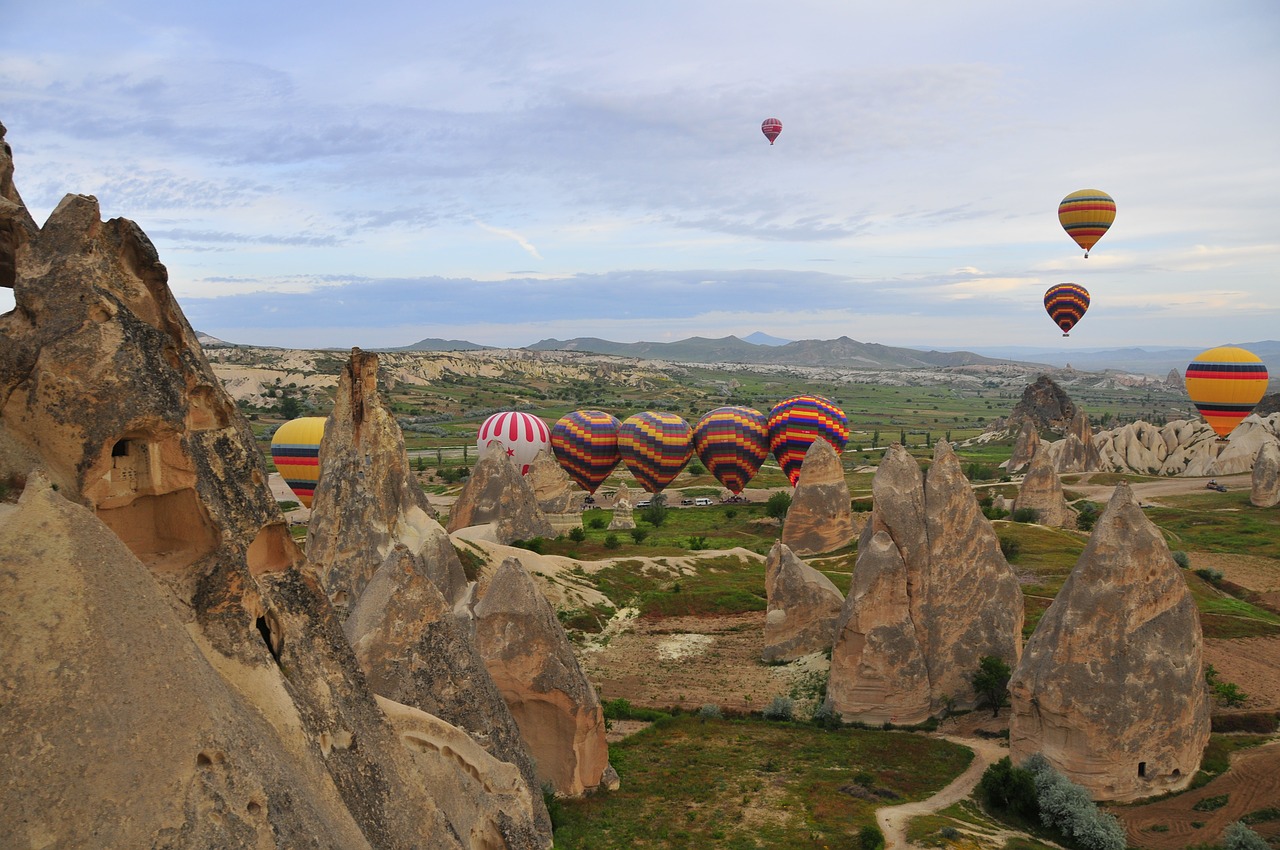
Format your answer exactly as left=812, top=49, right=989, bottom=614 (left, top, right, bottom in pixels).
left=693, top=497, right=713, bottom=506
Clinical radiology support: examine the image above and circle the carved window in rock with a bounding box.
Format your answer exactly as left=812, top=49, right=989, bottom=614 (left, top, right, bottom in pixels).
left=1138, top=761, right=1146, bottom=778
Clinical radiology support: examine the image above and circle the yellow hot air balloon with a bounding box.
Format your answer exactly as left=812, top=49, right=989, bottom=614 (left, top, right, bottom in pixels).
left=270, top=417, right=326, bottom=506
left=1184, top=346, right=1269, bottom=439
left=1058, top=189, right=1116, bottom=257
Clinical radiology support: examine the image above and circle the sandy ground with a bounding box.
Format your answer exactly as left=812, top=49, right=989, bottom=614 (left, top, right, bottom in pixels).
left=1203, top=636, right=1280, bottom=712
left=1066, top=471, right=1255, bottom=506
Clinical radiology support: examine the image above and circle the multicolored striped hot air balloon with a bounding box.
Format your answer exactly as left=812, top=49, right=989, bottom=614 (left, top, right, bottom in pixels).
left=767, top=396, right=850, bottom=486
left=476, top=411, right=550, bottom=475
left=1184, top=346, right=1270, bottom=439
left=270, top=416, right=326, bottom=508
left=761, top=118, right=782, bottom=145
left=1058, top=189, right=1116, bottom=257
left=550, top=410, right=621, bottom=494
left=692, top=406, right=770, bottom=494
left=1044, top=283, right=1090, bottom=336
left=618, top=411, right=694, bottom=493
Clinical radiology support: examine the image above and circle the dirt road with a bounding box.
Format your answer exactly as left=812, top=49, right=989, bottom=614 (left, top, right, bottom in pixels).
left=1065, top=471, right=1254, bottom=506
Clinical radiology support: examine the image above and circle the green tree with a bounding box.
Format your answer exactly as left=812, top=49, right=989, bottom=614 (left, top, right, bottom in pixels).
left=765, top=491, right=792, bottom=519
left=971, top=655, right=1012, bottom=717
left=640, top=493, right=669, bottom=527
left=279, top=395, right=303, bottom=419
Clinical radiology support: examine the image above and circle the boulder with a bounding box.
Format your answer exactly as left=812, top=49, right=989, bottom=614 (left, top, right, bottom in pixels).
left=307, top=348, right=467, bottom=611
left=1007, top=375, right=1077, bottom=436
left=1009, top=482, right=1210, bottom=802
left=474, top=559, right=612, bottom=797
left=1007, top=420, right=1040, bottom=473
left=1013, top=445, right=1077, bottom=529
left=781, top=437, right=856, bottom=555
left=447, top=450, right=555, bottom=544
left=345, top=544, right=550, bottom=840
left=1252, top=440, right=1280, bottom=507
left=825, top=531, right=932, bottom=725
left=763, top=542, right=845, bottom=663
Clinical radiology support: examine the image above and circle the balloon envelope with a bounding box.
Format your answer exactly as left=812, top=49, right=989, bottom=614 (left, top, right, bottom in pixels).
left=270, top=416, right=327, bottom=508
left=1044, top=283, right=1090, bottom=336
left=550, top=410, right=621, bottom=493
left=618, top=411, right=693, bottom=493
left=693, top=406, right=770, bottom=494
left=1184, top=346, right=1270, bottom=439
left=767, top=396, right=850, bottom=486
left=1058, top=189, right=1115, bottom=257
left=477, top=411, right=550, bottom=475
left=761, top=118, right=782, bottom=145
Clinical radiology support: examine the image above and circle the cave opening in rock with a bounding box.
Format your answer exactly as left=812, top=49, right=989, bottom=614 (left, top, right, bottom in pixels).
left=257, top=615, right=282, bottom=663
left=1138, top=761, right=1146, bottom=777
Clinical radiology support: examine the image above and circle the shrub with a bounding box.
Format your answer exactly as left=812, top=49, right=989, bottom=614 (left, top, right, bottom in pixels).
left=1011, top=507, right=1040, bottom=524
left=724, top=508, right=737, bottom=520
left=687, top=460, right=706, bottom=476
left=697, top=703, right=723, bottom=721
left=688, top=535, right=707, bottom=550
left=568, top=526, right=586, bottom=542
left=1196, top=567, right=1224, bottom=585
left=979, top=757, right=1039, bottom=819
left=640, top=493, right=669, bottom=527
left=512, top=537, right=546, bottom=554
left=765, top=491, right=792, bottom=519
left=762, top=696, right=794, bottom=721
left=1223, top=821, right=1270, bottom=850
left=810, top=701, right=841, bottom=729
left=858, top=824, right=885, bottom=850
left=1024, top=753, right=1126, bottom=850
left=1075, top=501, right=1101, bottom=531
left=971, top=656, right=1012, bottom=717
left=1172, top=550, right=1191, bottom=569
left=603, top=533, right=620, bottom=550
left=1194, top=794, right=1229, bottom=812
left=999, top=535, right=1022, bottom=561
left=587, top=515, right=607, bottom=529
left=984, top=506, right=1010, bottom=521
left=629, top=527, right=649, bottom=543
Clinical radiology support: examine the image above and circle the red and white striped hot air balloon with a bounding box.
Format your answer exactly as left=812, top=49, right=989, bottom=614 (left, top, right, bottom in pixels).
left=476, top=411, right=551, bottom=475
left=761, top=118, right=782, bottom=145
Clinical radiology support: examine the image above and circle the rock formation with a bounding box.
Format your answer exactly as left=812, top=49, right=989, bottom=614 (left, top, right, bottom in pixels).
left=832, top=443, right=1022, bottom=716
left=763, top=542, right=845, bottom=662
left=1256, top=392, right=1280, bottom=416
left=1252, top=440, right=1280, bottom=507
left=1013, top=445, right=1077, bottom=529
left=1090, top=414, right=1280, bottom=477
left=474, top=559, right=613, bottom=797
left=0, top=124, right=550, bottom=848
left=781, top=437, right=856, bottom=555
left=1165, top=368, right=1184, bottom=390
left=1007, top=375, right=1077, bottom=436
left=607, top=482, right=636, bottom=530
left=527, top=449, right=582, bottom=532
left=345, top=544, right=551, bottom=840
left=1051, top=408, right=1102, bottom=473
left=825, top=531, right=932, bottom=724
left=447, top=450, right=555, bottom=544
left=307, top=349, right=467, bottom=611
left=1007, top=420, right=1040, bottom=473
left=1009, top=482, right=1210, bottom=802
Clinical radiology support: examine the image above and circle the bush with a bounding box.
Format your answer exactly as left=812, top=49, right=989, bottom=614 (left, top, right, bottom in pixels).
left=628, top=527, right=649, bottom=543
left=640, top=493, right=669, bottom=526
left=1172, top=550, right=1191, bottom=569
left=1011, top=507, right=1040, bottom=523
left=1196, top=567, right=1224, bottom=585
left=971, top=656, right=1012, bottom=717
left=688, top=535, right=707, bottom=550
left=999, top=536, right=1022, bottom=561
left=765, top=491, right=792, bottom=519
left=1075, top=501, right=1101, bottom=531
left=697, top=703, right=723, bottom=721
left=979, top=757, right=1038, bottom=819
left=810, top=701, right=841, bottom=729
left=568, top=526, right=586, bottom=542
left=587, top=515, right=607, bottom=529
left=603, top=533, right=620, bottom=550
left=687, top=460, right=706, bottom=476
left=858, top=824, right=885, bottom=850
left=762, top=696, right=794, bottom=721
left=1194, top=794, right=1229, bottom=812
left=512, top=537, right=545, bottom=554
left=1024, top=753, right=1126, bottom=850
left=1224, top=822, right=1270, bottom=850
left=724, top=508, right=737, bottom=520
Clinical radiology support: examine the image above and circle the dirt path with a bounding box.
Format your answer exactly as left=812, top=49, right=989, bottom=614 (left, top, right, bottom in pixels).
left=1066, top=471, right=1253, bottom=506
left=877, top=735, right=1011, bottom=850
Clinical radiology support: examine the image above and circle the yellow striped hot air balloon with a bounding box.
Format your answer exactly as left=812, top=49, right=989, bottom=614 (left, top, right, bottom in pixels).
left=270, top=417, right=326, bottom=507
left=1058, top=189, right=1116, bottom=257
left=1184, top=346, right=1269, bottom=439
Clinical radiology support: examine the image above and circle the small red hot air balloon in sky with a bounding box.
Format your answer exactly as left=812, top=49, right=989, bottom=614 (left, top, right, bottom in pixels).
left=761, top=118, right=782, bottom=145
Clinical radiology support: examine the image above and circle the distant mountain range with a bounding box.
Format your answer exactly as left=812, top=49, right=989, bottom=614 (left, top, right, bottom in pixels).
left=391, top=337, right=494, bottom=352
left=963, top=341, right=1280, bottom=375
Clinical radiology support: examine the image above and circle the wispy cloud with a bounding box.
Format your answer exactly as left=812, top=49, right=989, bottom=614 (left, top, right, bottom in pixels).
left=475, top=221, right=543, bottom=260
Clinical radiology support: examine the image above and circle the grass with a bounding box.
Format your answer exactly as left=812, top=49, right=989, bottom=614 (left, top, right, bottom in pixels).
left=1147, top=493, right=1280, bottom=559
left=551, top=715, right=973, bottom=849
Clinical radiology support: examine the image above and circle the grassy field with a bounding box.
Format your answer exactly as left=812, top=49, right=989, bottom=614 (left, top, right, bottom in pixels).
left=551, top=715, right=973, bottom=850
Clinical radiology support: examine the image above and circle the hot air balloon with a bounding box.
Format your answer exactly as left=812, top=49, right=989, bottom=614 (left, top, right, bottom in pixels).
left=618, top=411, right=693, bottom=493
left=1184, top=346, right=1270, bottom=440
left=692, top=406, right=770, bottom=494
left=761, top=118, right=782, bottom=145
left=1044, top=283, right=1090, bottom=336
left=477, top=411, right=550, bottom=475
left=270, top=416, right=327, bottom=508
left=550, top=410, right=622, bottom=494
left=1058, top=189, right=1115, bottom=257
left=767, top=396, right=850, bottom=486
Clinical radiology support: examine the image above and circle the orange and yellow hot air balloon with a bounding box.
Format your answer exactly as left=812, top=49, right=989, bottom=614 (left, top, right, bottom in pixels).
left=1184, top=346, right=1269, bottom=439
left=270, top=416, right=326, bottom=507
left=1058, top=189, right=1116, bottom=257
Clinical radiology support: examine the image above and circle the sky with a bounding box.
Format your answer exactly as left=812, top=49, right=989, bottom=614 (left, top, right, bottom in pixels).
left=2, top=1, right=1279, bottom=352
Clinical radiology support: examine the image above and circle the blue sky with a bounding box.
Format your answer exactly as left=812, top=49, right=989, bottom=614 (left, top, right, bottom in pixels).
left=3, top=1, right=1278, bottom=351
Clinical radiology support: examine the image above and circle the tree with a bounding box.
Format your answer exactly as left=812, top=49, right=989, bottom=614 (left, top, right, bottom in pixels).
left=640, top=493, right=668, bottom=527
left=971, top=655, right=1012, bottom=717
left=765, top=491, right=792, bottom=519
left=279, top=395, right=303, bottom=419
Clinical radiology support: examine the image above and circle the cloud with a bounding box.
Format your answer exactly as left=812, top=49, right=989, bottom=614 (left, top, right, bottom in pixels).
left=475, top=221, right=543, bottom=260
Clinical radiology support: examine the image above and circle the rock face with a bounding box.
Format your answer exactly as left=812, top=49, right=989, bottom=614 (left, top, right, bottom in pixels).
left=781, top=437, right=856, bottom=555
left=1007, top=420, right=1040, bottom=473
left=448, top=451, right=555, bottom=544
left=763, top=542, right=845, bottom=662
left=825, top=531, right=932, bottom=724
left=1090, top=414, right=1280, bottom=477
left=1165, top=368, right=1183, bottom=389
left=1052, top=408, right=1102, bottom=473
left=1013, top=445, right=1077, bottom=529
left=0, top=129, right=547, bottom=848
left=608, top=482, right=636, bottom=530
left=307, top=349, right=467, bottom=611
left=828, top=443, right=1023, bottom=719
left=474, top=559, right=612, bottom=797
left=1253, top=441, right=1280, bottom=507
left=527, top=450, right=581, bottom=532
left=345, top=545, right=551, bottom=841
left=1258, top=393, right=1280, bottom=416
left=1007, top=375, right=1077, bottom=436
left=1009, top=483, right=1210, bottom=802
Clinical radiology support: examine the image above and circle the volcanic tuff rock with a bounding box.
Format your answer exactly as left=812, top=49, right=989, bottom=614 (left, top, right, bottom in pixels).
left=1013, top=445, right=1077, bottom=529
left=345, top=545, right=551, bottom=843
left=0, top=130, right=538, bottom=847
left=846, top=443, right=1023, bottom=712
left=474, top=559, right=612, bottom=797
left=763, top=542, right=845, bottom=663
left=1091, top=414, right=1280, bottom=476
left=781, top=437, right=856, bottom=555
left=1009, top=482, right=1210, bottom=802
left=1006, top=419, right=1040, bottom=473
left=307, top=348, right=467, bottom=611
left=448, top=450, right=555, bottom=544
left=825, top=531, right=932, bottom=725
left=1050, top=408, right=1102, bottom=473
left=1007, top=375, right=1078, bottom=436
left=1252, top=440, right=1280, bottom=507
left=527, top=449, right=582, bottom=532
left=1258, top=393, right=1280, bottom=416
left=1165, top=368, right=1184, bottom=389
left=607, top=482, right=636, bottom=530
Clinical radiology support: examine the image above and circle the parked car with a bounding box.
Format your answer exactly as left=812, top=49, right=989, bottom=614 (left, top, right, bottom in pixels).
left=694, top=497, right=713, bottom=506
left=635, top=499, right=651, bottom=509
left=681, top=498, right=694, bottom=505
